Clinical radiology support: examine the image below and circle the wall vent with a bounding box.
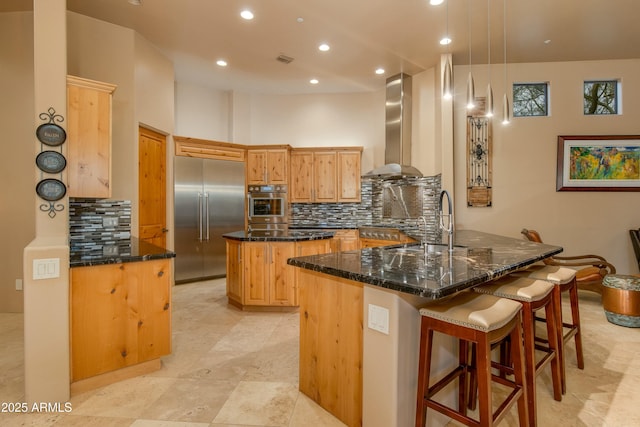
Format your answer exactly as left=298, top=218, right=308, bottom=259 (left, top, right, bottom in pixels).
left=276, top=54, right=294, bottom=64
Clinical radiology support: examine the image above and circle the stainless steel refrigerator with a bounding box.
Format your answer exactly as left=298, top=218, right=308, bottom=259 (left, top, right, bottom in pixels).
left=174, top=156, right=245, bottom=283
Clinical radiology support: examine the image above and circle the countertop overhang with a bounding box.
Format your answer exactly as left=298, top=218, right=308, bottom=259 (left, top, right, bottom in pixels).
left=70, top=237, right=176, bottom=267
left=223, top=229, right=335, bottom=242
left=287, top=229, right=563, bottom=299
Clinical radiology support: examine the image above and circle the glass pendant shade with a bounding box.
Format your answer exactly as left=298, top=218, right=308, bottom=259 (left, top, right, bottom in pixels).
left=486, top=83, right=494, bottom=117
left=466, top=72, right=475, bottom=109
left=502, top=93, right=510, bottom=124
left=443, top=59, right=452, bottom=99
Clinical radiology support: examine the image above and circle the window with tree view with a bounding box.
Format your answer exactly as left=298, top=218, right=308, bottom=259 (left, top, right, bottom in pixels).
left=512, top=83, right=548, bottom=117
left=584, top=80, right=618, bottom=115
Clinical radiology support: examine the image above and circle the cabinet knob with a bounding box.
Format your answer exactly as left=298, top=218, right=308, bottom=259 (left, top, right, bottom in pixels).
left=157, top=270, right=164, bottom=277
left=121, top=350, right=128, bottom=358
left=163, top=303, right=170, bottom=311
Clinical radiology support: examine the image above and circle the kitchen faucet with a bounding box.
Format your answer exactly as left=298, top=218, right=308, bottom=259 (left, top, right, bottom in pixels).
left=439, top=190, right=454, bottom=253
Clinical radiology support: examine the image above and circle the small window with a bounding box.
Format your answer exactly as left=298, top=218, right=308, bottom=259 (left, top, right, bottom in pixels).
left=584, top=80, right=618, bottom=115
left=512, top=83, right=548, bottom=117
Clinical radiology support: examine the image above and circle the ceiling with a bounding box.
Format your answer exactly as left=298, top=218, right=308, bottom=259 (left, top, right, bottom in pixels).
left=4, top=0, right=640, bottom=94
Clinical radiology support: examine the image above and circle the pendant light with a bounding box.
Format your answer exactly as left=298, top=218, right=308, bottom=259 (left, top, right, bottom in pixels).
left=501, top=0, right=510, bottom=124
left=442, top=0, right=453, bottom=99
left=485, top=0, right=494, bottom=118
left=466, top=0, right=475, bottom=110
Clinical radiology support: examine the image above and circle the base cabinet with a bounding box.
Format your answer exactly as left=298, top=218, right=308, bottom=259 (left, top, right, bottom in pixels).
left=225, top=238, right=331, bottom=308
left=70, top=259, right=171, bottom=382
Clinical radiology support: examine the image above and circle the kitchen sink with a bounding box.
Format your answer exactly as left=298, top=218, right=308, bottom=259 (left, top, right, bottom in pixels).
left=384, top=243, right=467, bottom=257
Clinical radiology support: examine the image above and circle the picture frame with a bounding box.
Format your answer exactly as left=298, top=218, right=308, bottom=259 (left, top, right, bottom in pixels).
left=557, top=135, right=640, bottom=192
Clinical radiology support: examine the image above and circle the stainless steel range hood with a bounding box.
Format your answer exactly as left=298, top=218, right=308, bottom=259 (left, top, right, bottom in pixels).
left=364, top=73, right=423, bottom=179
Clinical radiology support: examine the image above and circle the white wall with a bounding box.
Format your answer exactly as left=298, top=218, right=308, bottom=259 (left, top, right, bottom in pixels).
left=453, top=59, right=640, bottom=274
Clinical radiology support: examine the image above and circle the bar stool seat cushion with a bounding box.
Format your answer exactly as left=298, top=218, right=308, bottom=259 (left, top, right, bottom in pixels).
left=420, top=292, right=522, bottom=332
left=473, top=275, right=554, bottom=302
left=602, top=274, right=640, bottom=328
left=514, top=264, right=576, bottom=285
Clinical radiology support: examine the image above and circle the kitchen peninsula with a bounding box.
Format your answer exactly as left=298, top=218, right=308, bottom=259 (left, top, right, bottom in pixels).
left=287, top=229, right=563, bottom=427
left=69, top=238, right=175, bottom=394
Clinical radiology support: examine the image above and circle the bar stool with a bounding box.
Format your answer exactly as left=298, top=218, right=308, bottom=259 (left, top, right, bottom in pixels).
left=472, top=275, right=563, bottom=427
left=513, top=264, right=584, bottom=394
left=415, top=291, right=528, bottom=427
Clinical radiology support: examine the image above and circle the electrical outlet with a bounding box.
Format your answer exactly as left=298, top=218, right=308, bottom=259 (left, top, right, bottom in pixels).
left=15, top=279, right=23, bottom=291
left=102, top=216, right=119, bottom=227
left=102, top=245, right=119, bottom=256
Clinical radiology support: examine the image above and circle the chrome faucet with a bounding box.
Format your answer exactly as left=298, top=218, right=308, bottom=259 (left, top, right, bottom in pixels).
left=418, top=215, right=428, bottom=257
left=439, top=190, right=454, bottom=253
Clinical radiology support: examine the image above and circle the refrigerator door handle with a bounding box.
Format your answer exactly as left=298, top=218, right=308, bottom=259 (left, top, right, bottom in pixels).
left=198, top=192, right=203, bottom=242
left=204, top=192, right=210, bottom=241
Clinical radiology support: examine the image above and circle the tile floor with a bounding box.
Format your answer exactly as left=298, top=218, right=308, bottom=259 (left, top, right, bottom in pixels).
left=1, top=278, right=639, bottom=426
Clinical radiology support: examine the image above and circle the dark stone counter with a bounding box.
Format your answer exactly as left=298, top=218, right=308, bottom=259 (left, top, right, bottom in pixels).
left=223, top=229, right=335, bottom=242
left=70, top=237, right=175, bottom=267
left=287, top=229, right=563, bottom=299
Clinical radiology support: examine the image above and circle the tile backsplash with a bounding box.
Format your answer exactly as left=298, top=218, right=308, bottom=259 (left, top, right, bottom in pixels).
left=69, top=198, right=132, bottom=257
left=290, top=174, right=442, bottom=242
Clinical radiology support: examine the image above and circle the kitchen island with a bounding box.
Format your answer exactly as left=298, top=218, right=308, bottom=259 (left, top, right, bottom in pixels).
left=223, top=229, right=335, bottom=309
left=287, top=229, right=563, bottom=427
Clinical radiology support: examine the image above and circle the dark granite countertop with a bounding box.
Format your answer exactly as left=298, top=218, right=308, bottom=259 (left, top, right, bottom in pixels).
left=223, top=229, right=335, bottom=242
left=70, top=237, right=176, bottom=267
left=287, top=229, right=563, bottom=299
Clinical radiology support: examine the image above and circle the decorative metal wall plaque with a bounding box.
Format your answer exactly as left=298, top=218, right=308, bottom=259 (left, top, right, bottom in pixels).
left=36, top=107, right=67, bottom=218
left=466, top=98, right=493, bottom=207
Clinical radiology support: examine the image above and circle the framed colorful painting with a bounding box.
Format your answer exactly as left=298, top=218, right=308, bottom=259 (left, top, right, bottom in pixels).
left=557, top=135, right=640, bottom=191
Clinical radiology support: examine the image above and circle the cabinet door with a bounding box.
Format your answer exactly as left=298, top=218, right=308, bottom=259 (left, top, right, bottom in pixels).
left=290, top=151, right=314, bottom=202
left=269, top=242, right=297, bottom=306
left=70, top=264, right=136, bottom=381
left=338, top=151, right=361, bottom=202
left=331, top=230, right=360, bottom=252
left=247, top=150, right=267, bottom=184
left=67, top=76, right=116, bottom=198
left=226, top=240, right=243, bottom=303
left=244, top=242, right=270, bottom=305
left=314, top=151, right=337, bottom=202
left=267, top=150, right=288, bottom=184
left=133, top=259, right=171, bottom=362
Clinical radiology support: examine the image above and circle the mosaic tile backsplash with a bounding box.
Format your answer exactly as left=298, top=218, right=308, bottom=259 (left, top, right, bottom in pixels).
left=290, top=174, right=442, bottom=242
left=69, top=198, right=132, bottom=258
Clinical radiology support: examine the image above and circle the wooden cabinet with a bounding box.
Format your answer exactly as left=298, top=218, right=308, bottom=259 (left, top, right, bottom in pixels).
left=359, top=234, right=417, bottom=248
left=243, top=241, right=297, bottom=306
left=331, top=229, right=360, bottom=252
left=290, top=147, right=362, bottom=203
left=226, top=239, right=243, bottom=303
left=70, top=259, right=171, bottom=382
left=66, top=75, right=116, bottom=198
left=226, top=238, right=331, bottom=308
left=246, top=148, right=289, bottom=185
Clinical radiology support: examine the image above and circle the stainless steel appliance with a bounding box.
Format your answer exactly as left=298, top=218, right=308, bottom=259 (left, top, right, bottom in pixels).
left=174, top=156, right=245, bottom=283
left=247, top=184, right=288, bottom=232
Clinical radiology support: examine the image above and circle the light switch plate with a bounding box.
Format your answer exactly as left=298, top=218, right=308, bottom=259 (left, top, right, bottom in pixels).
left=368, top=304, right=390, bottom=335
left=32, top=258, right=60, bottom=280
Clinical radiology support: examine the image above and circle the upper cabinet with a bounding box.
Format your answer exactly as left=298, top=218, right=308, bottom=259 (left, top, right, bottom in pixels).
left=246, top=147, right=289, bottom=185
left=66, top=75, right=117, bottom=199
left=290, top=147, right=362, bottom=203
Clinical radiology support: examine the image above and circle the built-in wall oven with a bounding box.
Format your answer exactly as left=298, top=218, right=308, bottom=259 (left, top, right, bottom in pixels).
left=247, top=184, right=288, bottom=232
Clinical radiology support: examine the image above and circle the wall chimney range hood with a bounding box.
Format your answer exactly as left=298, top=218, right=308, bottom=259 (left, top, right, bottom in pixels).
left=363, top=73, right=423, bottom=179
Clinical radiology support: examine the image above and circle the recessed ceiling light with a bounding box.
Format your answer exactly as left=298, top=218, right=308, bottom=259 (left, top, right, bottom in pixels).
left=240, top=9, right=254, bottom=20
left=318, top=43, right=330, bottom=52
left=430, top=0, right=444, bottom=5
left=296, top=17, right=304, bottom=23
left=440, top=37, right=452, bottom=45
left=128, top=0, right=142, bottom=5
left=216, top=59, right=228, bottom=67
left=544, top=39, right=552, bottom=44
left=375, top=68, right=385, bottom=75
left=310, top=79, right=319, bottom=85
